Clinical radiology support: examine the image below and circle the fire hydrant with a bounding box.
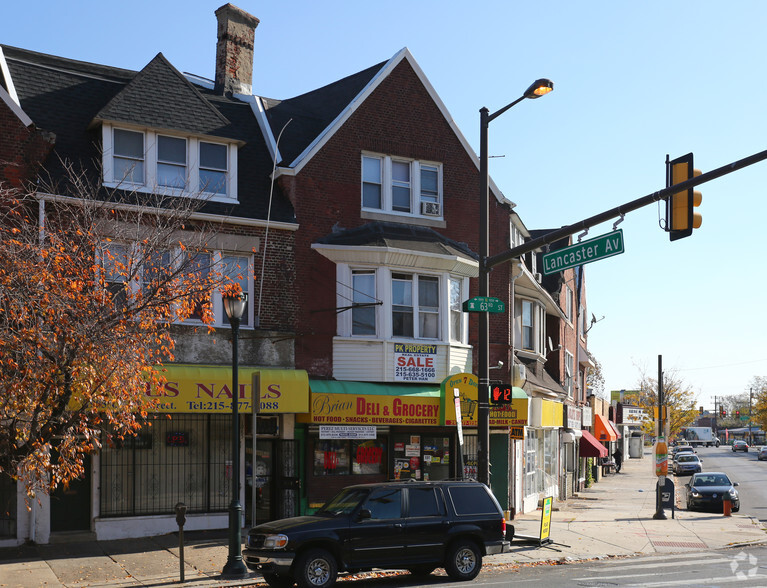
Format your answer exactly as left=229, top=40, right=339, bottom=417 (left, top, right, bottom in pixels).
left=723, top=495, right=732, bottom=517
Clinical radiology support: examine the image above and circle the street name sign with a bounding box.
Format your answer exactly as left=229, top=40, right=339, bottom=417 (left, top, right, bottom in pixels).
left=542, top=229, right=625, bottom=275
left=462, top=296, right=505, bottom=313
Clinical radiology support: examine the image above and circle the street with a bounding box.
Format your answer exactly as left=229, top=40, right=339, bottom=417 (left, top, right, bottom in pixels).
left=673, top=445, right=767, bottom=522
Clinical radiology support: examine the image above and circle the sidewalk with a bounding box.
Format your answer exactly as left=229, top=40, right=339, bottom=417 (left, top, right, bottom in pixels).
left=1, top=452, right=765, bottom=587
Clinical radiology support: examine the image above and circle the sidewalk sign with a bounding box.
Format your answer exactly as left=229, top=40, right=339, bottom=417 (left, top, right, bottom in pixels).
left=511, top=495, right=570, bottom=551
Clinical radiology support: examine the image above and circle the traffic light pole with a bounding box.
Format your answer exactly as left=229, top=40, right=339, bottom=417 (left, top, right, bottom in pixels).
left=484, top=147, right=767, bottom=271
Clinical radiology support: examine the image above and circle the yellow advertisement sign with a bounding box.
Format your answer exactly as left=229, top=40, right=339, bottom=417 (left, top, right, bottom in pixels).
left=147, top=365, right=309, bottom=414
left=303, top=392, right=441, bottom=426
left=441, top=373, right=528, bottom=427
left=540, top=496, right=552, bottom=541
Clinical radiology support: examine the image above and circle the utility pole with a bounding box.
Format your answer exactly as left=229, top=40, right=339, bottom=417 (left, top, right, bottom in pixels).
left=749, top=388, right=753, bottom=446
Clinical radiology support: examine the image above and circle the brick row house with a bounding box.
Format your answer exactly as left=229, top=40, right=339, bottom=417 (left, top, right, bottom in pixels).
left=0, top=3, right=597, bottom=544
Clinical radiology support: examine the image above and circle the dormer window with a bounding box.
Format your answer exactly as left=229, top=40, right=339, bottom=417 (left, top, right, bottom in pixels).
left=362, top=153, right=443, bottom=218
left=103, top=125, right=237, bottom=203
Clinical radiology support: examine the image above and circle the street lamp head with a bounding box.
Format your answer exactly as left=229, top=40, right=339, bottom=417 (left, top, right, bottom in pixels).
left=222, top=291, right=248, bottom=321
left=524, top=78, right=554, bottom=99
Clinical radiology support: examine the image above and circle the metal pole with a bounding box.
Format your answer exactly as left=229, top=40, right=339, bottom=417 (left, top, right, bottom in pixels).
left=477, top=107, right=490, bottom=487
left=222, top=317, right=248, bottom=579
left=654, top=354, right=667, bottom=520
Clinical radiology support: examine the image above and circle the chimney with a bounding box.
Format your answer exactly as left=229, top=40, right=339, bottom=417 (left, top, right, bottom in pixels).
left=214, top=4, right=260, bottom=95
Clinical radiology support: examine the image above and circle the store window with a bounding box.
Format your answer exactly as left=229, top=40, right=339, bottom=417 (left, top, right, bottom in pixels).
left=312, top=438, right=387, bottom=476
left=392, top=433, right=452, bottom=481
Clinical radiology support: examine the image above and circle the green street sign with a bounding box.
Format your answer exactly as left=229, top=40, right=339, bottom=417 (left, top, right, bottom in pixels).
left=542, top=229, right=625, bottom=275
left=462, top=296, right=505, bottom=313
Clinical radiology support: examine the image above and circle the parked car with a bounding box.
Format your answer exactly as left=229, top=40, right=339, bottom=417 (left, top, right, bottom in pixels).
left=243, top=479, right=511, bottom=588
left=673, top=454, right=703, bottom=476
left=713, top=437, right=721, bottom=447
left=732, top=440, right=749, bottom=452
left=758, top=446, right=767, bottom=461
left=686, top=472, right=740, bottom=513
left=672, top=445, right=695, bottom=458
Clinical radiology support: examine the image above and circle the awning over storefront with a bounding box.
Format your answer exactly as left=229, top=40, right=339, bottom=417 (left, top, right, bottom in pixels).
left=594, top=414, right=617, bottom=442
left=299, top=380, right=441, bottom=426
left=580, top=429, right=609, bottom=458
left=148, top=364, right=309, bottom=414
left=608, top=420, right=622, bottom=439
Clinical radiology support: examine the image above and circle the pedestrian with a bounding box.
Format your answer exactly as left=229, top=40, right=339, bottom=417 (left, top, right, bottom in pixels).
left=612, top=447, right=623, bottom=473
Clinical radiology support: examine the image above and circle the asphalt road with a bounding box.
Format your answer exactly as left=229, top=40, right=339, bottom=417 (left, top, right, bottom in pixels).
left=673, top=444, right=767, bottom=522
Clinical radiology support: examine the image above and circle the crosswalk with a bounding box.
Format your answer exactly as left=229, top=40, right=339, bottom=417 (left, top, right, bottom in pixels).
left=501, top=550, right=767, bottom=587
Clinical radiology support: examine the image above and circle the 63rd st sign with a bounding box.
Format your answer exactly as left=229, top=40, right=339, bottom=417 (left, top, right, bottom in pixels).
left=542, top=229, right=624, bottom=275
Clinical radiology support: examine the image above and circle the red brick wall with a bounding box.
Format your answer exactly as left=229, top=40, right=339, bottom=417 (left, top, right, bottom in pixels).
left=0, top=100, right=54, bottom=189
left=289, top=58, right=512, bottom=379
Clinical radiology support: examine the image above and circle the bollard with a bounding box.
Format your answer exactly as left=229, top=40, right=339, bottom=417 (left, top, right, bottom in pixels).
left=723, top=496, right=732, bottom=517
left=175, top=502, right=187, bottom=582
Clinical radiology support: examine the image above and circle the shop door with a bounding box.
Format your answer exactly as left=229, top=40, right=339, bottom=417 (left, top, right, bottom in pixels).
left=276, top=439, right=299, bottom=519
left=247, top=439, right=275, bottom=526
left=50, top=454, right=91, bottom=532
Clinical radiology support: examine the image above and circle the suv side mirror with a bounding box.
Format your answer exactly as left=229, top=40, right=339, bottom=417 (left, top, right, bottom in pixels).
left=358, top=508, right=372, bottom=521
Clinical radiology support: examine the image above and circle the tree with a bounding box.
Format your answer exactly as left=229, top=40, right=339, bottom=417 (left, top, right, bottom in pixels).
left=749, top=376, right=767, bottom=433
left=634, top=368, right=698, bottom=439
left=0, top=167, right=246, bottom=498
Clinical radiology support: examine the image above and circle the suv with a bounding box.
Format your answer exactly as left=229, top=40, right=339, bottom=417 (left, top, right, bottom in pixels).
left=243, top=479, right=510, bottom=588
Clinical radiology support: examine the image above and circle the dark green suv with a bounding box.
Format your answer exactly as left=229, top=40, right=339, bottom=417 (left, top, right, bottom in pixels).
left=243, top=479, right=510, bottom=588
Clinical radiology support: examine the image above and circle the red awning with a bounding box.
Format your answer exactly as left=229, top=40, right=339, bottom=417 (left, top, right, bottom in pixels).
left=608, top=420, right=622, bottom=439
left=580, top=429, right=609, bottom=458
left=594, top=414, right=617, bottom=442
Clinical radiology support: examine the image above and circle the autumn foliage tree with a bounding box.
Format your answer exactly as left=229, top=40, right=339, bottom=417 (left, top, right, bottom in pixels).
left=0, top=168, right=244, bottom=497
left=635, top=368, right=698, bottom=439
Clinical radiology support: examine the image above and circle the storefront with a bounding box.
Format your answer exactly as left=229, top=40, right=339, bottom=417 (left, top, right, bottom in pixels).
left=561, top=405, right=582, bottom=499
left=523, top=397, right=563, bottom=513
left=298, top=374, right=528, bottom=512
left=93, top=364, right=309, bottom=540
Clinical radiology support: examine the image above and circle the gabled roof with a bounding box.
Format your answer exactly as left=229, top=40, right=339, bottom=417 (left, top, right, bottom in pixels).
left=264, top=48, right=513, bottom=208
left=93, top=53, right=236, bottom=140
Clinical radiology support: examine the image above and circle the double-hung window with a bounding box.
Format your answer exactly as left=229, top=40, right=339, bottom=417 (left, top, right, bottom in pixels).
left=113, top=129, right=144, bottom=185
left=565, top=351, right=574, bottom=397
left=352, top=270, right=377, bottom=336
left=362, top=154, right=442, bottom=218
left=157, top=135, right=187, bottom=189
left=520, top=299, right=545, bottom=354
left=392, top=273, right=439, bottom=339
left=105, top=126, right=235, bottom=201
left=449, top=278, right=462, bottom=342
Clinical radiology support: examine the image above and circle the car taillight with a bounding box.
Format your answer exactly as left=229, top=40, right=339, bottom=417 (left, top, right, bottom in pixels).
left=501, top=518, right=506, bottom=535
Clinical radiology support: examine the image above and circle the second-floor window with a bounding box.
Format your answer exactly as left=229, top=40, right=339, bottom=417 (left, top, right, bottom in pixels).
left=362, top=154, right=443, bottom=218
left=392, top=273, right=439, bottom=339
left=352, top=270, right=377, bottom=336
left=520, top=299, right=545, bottom=354
left=565, top=351, right=574, bottom=396
left=564, top=284, right=573, bottom=322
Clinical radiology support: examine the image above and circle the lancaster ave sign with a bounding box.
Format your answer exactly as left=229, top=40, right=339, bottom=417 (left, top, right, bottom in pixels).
left=542, top=229, right=625, bottom=275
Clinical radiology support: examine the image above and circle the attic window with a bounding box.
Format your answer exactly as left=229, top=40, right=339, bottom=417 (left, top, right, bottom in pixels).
left=103, top=125, right=237, bottom=203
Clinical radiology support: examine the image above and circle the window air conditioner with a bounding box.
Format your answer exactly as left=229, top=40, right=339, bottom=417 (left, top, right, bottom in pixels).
left=420, top=201, right=441, bottom=216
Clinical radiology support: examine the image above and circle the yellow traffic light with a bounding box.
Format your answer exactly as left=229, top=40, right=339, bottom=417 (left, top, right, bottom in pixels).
left=667, top=153, right=702, bottom=241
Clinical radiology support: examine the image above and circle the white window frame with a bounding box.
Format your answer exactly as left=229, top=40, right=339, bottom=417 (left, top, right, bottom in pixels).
left=564, top=284, right=573, bottom=322
left=102, top=124, right=238, bottom=203
left=337, top=265, right=467, bottom=345
left=99, top=241, right=253, bottom=328
left=565, top=351, right=574, bottom=397
left=519, top=298, right=546, bottom=355
left=361, top=153, right=443, bottom=218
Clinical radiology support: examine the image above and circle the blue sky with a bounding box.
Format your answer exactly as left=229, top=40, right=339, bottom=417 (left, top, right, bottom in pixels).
left=4, top=1, right=766, bottom=409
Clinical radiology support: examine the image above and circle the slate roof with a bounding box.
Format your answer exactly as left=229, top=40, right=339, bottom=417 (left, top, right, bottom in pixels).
left=0, top=44, right=294, bottom=223
left=314, top=221, right=478, bottom=261
left=261, top=61, right=386, bottom=166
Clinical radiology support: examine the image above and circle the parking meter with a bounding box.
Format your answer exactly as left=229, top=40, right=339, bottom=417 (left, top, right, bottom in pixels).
left=174, top=502, right=187, bottom=581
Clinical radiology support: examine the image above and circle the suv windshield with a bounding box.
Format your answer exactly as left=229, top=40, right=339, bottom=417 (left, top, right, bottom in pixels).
left=316, top=487, right=369, bottom=516
left=677, top=455, right=697, bottom=462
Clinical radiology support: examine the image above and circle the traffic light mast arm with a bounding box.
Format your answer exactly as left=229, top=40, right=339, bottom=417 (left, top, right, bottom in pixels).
left=485, top=147, right=767, bottom=270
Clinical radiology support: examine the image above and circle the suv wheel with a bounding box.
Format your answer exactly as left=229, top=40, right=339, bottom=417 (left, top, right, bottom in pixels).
left=445, top=540, right=482, bottom=581
left=294, top=548, right=337, bottom=588
left=263, top=572, right=295, bottom=588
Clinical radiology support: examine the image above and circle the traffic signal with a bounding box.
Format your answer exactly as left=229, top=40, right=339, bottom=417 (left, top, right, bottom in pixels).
left=736, top=410, right=740, bottom=417
left=722, top=409, right=727, bottom=417
left=666, top=152, right=702, bottom=241
left=490, top=385, right=514, bottom=405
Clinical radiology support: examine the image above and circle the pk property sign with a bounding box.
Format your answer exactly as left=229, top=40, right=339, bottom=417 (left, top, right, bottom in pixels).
left=542, top=229, right=624, bottom=275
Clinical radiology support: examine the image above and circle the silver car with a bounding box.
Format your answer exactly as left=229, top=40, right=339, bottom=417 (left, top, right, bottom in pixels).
left=758, top=446, right=767, bottom=461
left=673, top=453, right=702, bottom=475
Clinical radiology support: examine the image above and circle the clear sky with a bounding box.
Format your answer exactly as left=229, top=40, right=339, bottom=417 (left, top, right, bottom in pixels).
left=4, top=1, right=766, bottom=409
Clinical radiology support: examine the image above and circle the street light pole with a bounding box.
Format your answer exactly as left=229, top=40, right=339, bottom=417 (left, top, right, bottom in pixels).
left=222, top=292, right=249, bottom=580
left=477, top=79, right=553, bottom=487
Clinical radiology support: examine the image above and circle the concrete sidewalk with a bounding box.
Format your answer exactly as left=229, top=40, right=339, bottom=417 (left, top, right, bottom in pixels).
left=1, top=452, right=764, bottom=587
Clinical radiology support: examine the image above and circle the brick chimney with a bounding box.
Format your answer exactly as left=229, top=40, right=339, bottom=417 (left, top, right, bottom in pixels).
left=214, top=4, right=260, bottom=95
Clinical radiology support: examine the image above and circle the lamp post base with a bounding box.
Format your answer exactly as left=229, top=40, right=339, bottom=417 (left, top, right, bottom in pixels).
left=221, top=502, right=249, bottom=579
